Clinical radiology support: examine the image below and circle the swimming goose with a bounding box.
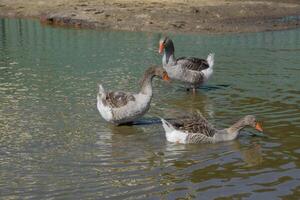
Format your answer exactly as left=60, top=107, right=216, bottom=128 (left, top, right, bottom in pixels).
left=97, top=66, right=170, bottom=125
left=159, top=37, right=214, bottom=93
left=161, top=113, right=263, bottom=144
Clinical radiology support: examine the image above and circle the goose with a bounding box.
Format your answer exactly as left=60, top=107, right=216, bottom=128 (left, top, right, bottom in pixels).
left=161, top=113, right=263, bottom=144
left=159, top=37, right=214, bottom=93
left=97, top=66, right=170, bottom=125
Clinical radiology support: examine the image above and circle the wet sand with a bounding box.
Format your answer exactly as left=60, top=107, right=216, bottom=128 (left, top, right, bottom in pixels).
left=0, top=0, right=300, bottom=34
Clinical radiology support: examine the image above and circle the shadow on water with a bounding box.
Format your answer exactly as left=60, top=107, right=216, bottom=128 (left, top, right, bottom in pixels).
left=121, top=116, right=194, bottom=126
left=199, top=84, right=230, bottom=91
left=176, top=84, right=230, bottom=92
left=121, top=117, right=165, bottom=126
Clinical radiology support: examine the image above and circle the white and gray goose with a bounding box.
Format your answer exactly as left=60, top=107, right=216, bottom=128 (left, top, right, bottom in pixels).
left=161, top=113, right=263, bottom=144
left=97, top=66, right=170, bottom=125
left=159, top=37, right=215, bottom=92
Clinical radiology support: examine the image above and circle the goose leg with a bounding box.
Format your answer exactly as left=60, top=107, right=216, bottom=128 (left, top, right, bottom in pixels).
left=192, top=87, right=196, bottom=94
left=186, top=87, right=196, bottom=94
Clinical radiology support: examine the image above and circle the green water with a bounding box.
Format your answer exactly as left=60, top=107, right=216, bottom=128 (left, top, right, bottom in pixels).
left=0, top=19, right=300, bottom=199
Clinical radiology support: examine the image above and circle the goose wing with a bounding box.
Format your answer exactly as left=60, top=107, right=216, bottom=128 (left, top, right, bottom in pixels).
left=172, top=112, right=216, bottom=137
left=103, top=91, right=135, bottom=108
left=186, top=132, right=215, bottom=143
left=176, top=57, right=209, bottom=72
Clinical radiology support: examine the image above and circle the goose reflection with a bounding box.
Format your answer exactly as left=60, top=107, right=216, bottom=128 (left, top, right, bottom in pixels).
left=159, top=91, right=215, bottom=119
left=231, top=140, right=263, bottom=167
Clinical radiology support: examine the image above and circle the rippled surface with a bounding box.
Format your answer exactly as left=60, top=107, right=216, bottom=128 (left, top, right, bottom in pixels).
left=0, top=19, right=300, bottom=199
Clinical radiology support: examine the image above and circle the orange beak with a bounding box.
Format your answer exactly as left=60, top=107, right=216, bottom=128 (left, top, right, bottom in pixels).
left=255, top=122, right=263, bottom=132
left=159, top=42, right=164, bottom=54
left=163, top=73, right=170, bottom=81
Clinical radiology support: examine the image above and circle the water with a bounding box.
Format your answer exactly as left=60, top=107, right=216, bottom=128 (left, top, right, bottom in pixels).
left=0, top=19, right=299, bottom=199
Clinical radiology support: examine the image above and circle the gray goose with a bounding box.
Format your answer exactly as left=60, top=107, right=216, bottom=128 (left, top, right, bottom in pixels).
left=161, top=113, right=263, bottom=144
left=97, top=66, right=170, bottom=125
left=159, top=37, right=214, bottom=93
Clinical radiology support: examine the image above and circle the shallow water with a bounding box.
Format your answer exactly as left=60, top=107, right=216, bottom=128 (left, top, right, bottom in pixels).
left=0, top=19, right=300, bottom=199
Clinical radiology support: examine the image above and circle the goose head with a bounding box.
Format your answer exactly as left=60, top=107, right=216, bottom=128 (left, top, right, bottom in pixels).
left=159, top=37, right=174, bottom=54
left=227, top=115, right=263, bottom=136
left=243, top=115, right=263, bottom=132
left=139, top=66, right=170, bottom=95
left=140, top=66, right=170, bottom=85
left=216, top=115, right=263, bottom=142
left=153, top=67, right=170, bottom=81
left=144, top=66, right=170, bottom=80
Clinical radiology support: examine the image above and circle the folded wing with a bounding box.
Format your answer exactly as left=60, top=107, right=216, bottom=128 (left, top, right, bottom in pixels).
left=176, top=57, right=209, bottom=72
left=103, top=91, right=135, bottom=108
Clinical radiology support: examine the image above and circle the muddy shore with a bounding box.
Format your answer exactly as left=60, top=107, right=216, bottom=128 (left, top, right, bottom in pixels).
left=0, top=0, right=300, bottom=34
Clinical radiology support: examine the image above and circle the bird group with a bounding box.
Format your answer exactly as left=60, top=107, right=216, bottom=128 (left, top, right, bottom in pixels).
left=97, top=36, right=263, bottom=144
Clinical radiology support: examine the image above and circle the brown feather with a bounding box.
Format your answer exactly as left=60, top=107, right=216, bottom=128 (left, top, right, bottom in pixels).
left=103, top=91, right=135, bottom=108
left=171, top=112, right=216, bottom=137
left=176, top=57, right=209, bottom=72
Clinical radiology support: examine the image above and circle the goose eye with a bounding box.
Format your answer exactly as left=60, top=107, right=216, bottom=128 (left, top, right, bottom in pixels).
left=254, top=120, right=258, bottom=126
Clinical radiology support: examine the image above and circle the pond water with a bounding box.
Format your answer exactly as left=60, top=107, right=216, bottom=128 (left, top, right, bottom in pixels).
left=0, top=19, right=299, bottom=199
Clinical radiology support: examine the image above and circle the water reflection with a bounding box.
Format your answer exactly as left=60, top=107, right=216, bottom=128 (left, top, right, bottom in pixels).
left=232, top=141, right=263, bottom=167
left=164, top=91, right=215, bottom=119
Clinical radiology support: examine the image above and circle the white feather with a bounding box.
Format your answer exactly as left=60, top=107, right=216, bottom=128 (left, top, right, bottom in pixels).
left=206, top=53, right=214, bottom=68
left=97, top=98, right=113, bottom=121
left=98, top=84, right=105, bottom=95
left=161, top=118, right=188, bottom=144
left=161, top=118, right=175, bottom=132
left=97, top=84, right=113, bottom=121
left=201, top=53, right=214, bottom=82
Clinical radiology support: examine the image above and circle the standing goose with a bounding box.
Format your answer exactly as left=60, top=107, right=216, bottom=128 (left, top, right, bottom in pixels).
left=161, top=113, right=263, bottom=144
left=97, top=66, right=170, bottom=125
left=159, top=37, right=214, bottom=93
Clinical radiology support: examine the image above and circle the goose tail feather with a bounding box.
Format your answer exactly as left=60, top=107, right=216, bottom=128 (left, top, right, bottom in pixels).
left=161, top=118, right=175, bottom=133
left=207, top=53, right=215, bottom=68
left=97, top=84, right=106, bottom=100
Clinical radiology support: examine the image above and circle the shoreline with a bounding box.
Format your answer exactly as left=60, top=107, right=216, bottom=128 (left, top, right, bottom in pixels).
left=0, top=0, right=300, bottom=34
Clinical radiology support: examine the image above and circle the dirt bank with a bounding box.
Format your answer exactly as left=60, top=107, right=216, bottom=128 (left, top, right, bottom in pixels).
left=0, top=0, right=300, bottom=34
